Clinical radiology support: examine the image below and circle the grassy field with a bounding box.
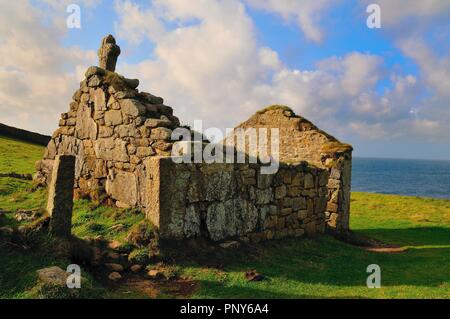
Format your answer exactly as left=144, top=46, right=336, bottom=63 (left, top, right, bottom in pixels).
left=0, top=135, right=44, bottom=174
left=0, top=135, right=449, bottom=299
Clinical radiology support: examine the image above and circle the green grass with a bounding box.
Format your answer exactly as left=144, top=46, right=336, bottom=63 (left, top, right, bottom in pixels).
left=72, top=200, right=145, bottom=242
left=0, top=135, right=449, bottom=298
left=178, top=193, right=449, bottom=299
left=0, top=135, right=44, bottom=174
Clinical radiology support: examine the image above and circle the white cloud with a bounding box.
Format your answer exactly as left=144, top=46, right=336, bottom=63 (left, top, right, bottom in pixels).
left=1, top=0, right=450, bottom=151
left=244, top=0, right=336, bottom=43
left=398, top=36, right=450, bottom=97
left=114, top=0, right=166, bottom=45
left=112, top=0, right=450, bottom=144
left=0, top=1, right=96, bottom=134
left=361, top=0, right=450, bottom=26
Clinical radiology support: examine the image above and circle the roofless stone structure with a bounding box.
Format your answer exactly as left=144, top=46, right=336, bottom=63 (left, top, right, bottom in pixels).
left=34, top=34, right=181, bottom=209
left=35, top=35, right=353, bottom=242
left=225, top=106, right=353, bottom=232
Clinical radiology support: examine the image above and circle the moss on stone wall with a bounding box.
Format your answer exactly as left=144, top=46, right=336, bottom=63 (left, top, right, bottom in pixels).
left=321, top=141, right=353, bottom=155
left=256, top=105, right=294, bottom=115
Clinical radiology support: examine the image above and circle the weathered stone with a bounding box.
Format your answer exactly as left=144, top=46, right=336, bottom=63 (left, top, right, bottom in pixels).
left=108, top=272, right=122, bottom=281
left=130, top=265, right=143, bottom=273
left=99, top=126, right=114, bottom=138
left=136, top=147, right=155, bottom=158
left=115, top=90, right=137, bottom=100
left=304, top=173, right=314, bottom=189
left=98, top=34, right=121, bottom=72
left=150, top=127, right=172, bottom=140
left=287, top=186, right=301, bottom=197
left=319, top=171, right=329, bottom=186
left=274, top=185, right=287, bottom=199
left=306, top=198, right=314, bottom=216
left=116, top=124, right=137, bottom=138
left=257, top=174, right=273, bottom=189
left=140, top=92, right=164, bottom=104
left=144, top=118, right=172, bottom=128
left=85, top=66, right=105, bottom=79
left=327, top=202, right=338, bottom=213
left=152, top=141, right=172, bottom=152
left=37, top=267, right=69, bottom=286
left=106, top=170, right=137, bottom=207
left=297, top=210, right=308, bottom=220
left=255, top=188, right=273, bottom=205
left=292, top=197, right=306, bottom=211
left=94, top=138, right=115, bottom=160
left=88, top=75, right=102, bottom=87
left=105, top=263, right=124, bottom=272
left=91, top=88, right=106, bottom=111
left=328, top=179, right=341, bottom=189
left=75, top=104, right=98, bottom=140
left=47, top=155, right=75, bottom=238
left=124, top=78, right=139, bottom=89
left=184, top=205, right=201, bottom=238
left=147, top=269, right=164, bottom=280
left=330, top=168, right=341, bottom=180
left=120, top=99, right=146, bottom=117
left=158, top=104, right=173, bottom=116
left=93, top=111, right=104, bottom=120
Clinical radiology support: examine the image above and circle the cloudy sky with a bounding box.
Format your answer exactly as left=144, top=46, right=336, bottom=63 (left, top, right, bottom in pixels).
left=1, top=0, right=450, bottom=160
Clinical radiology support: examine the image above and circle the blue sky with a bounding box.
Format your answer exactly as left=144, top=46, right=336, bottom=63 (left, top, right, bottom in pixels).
left=64, top=1, right=418, bottom=78
left=1, top=0, right=450, bottom=160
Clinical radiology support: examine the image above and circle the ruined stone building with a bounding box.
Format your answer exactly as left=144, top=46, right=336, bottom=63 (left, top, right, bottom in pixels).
left=35, top=35, right=353, bottom=243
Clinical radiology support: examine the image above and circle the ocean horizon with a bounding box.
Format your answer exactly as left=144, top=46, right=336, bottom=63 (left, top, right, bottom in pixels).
left=352, top=157, right=450, bottom=199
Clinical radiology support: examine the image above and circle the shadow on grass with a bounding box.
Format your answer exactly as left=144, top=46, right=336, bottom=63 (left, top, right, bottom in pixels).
left=353, top=227, right=450, bottom=247
left=175, top=228, right=449, bottom=297
left=192, top=279, right=369, bottom=299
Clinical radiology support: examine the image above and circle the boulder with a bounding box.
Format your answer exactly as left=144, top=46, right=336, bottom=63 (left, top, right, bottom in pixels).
left=36, top=267, right=69, bottom=287
left=106, top=170, right=137, bottom=206
left=104, top=263, right=124, bottom=272
left=130, top=265, right=142, bottom=273
left=108, top=272, right=122, bottom=281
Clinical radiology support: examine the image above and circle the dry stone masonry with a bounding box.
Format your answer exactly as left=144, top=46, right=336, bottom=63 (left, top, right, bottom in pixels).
left=35, top=35, right=353, bottom=243
left=146, top=157, right=329, bottom=242
left=226, top=106, right=353, bottom=232
left=34, top=35, right=181, bottom=209
left=47, top=155, right=76, bottom=237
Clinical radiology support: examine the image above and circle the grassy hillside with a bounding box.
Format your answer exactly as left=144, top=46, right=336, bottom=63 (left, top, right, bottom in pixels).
left=0, top=135, right=449, bottom=299
left=0, top=135, right=45, bottom=175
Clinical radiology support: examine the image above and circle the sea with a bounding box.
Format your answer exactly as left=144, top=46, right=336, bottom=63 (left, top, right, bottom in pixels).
left=352, top=157, right=450, bottom=199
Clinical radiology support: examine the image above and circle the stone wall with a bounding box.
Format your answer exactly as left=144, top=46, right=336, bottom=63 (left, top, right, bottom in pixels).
left=225, top=106, right=353, bottom=232
left=34, top=65, right=181, bottom=209
left=145, top=157, right=329, bottom=242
